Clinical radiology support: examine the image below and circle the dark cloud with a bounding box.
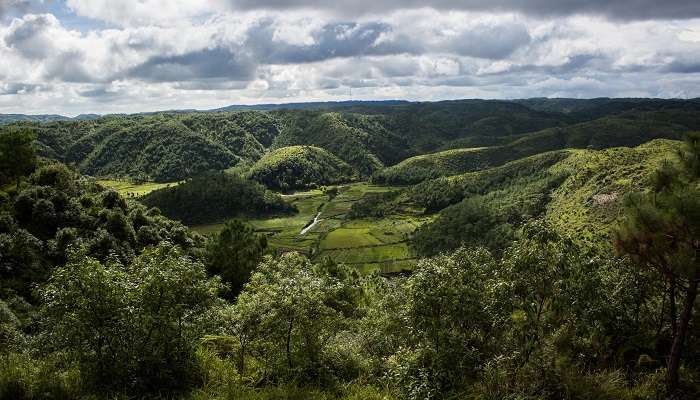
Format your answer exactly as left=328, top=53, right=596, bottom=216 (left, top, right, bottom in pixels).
left=243, top=19, right=529, bottom=66
left=4, top=13, right=56, bottom=59
left=449, top=23, right=530, bottom=59
left=0, top=0, right=31, bottom=18
left=0, top=82, right=46, bottom=95
left=127, top=47, right=257, bottom=82
left=224, top=0, right=700, bottom=20
left=666, top=59, right=700, bottom=74
left=246, top=20, right=393, bottom=64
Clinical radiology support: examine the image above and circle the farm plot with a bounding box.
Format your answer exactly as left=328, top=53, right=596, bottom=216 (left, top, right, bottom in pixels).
left=191, top=182, right=431, bottom=273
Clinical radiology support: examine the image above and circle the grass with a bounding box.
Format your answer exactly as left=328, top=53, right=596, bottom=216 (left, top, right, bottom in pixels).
left=190, top=182, right=429, bottom=273
left=97, top=179, right=181, bottom=197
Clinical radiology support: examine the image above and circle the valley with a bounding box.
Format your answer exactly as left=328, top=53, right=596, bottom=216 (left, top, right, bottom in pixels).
left=192, top=183, right=430, bottom=274
left=2, top=97, right=699, bottom=399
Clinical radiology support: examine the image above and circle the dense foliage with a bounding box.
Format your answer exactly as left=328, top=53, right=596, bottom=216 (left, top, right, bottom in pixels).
left=248, top=146, right=354, bottom=190
left=206, top=220, right=268, bottom=299
left=374, top=111, right=695, bottom=184
left=1, top=100, right=699, bottom=399
left=141, top=172, right=295, bottom=225
left=0, top=128, right=36, bottom=190
left=410, top=140, right=681, bottom=256
left=614, top=133, right=700, bottom=393
left=0, top=163, right=203, bottom=301
left=40, top=244, right=220, bottom=394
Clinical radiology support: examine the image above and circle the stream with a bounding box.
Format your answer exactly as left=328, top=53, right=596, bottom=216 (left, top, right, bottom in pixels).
left=300, top=212, right=322, bottom=235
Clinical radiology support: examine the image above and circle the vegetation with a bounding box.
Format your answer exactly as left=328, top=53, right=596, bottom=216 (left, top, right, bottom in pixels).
left=248, top=146, right=354, bottom=190
left=141, top=172, right=296, bottom=225
left=0, top=128, right=36, bottom=190
left=374, top=111, right=694, bottom=185
left=614, top=133, right=700, bottom=394
left=206, top=220, right=268, bottom=299
left=1, top=99, right=699, bottom=399
left=410, top=140, right=682, bottom=256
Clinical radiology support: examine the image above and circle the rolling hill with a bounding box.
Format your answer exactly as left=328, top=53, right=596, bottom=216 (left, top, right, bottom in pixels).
left=248, top=145, right=354, bottom=190
left=408, top=139, right=682, bottom=255
left=373, top=109, right=695, bottom=184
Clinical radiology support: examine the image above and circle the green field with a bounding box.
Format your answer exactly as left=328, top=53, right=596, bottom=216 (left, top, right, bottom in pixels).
left=97, top=179, right=181, bottom=197
left=191, top=182, right=432, bottom=273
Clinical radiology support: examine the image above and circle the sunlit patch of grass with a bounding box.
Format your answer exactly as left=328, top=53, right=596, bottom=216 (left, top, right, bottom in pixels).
left=97, top=179, right=181, bottom=197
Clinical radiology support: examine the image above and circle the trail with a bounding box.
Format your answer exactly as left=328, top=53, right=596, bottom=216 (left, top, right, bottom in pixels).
left=300, top=212, right=322, bottom=235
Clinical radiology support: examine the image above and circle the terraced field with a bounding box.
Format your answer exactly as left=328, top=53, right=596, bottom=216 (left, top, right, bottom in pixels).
left=192, top=183, right=432, bottom=274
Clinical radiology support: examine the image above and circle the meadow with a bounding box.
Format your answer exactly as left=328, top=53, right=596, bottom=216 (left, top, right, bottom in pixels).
left=97, top=179, right=181, bottom=197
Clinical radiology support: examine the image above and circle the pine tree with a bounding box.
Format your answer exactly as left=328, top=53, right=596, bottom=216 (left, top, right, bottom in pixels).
left=0, top=128, right=36, bottom=190
left=614, top=133, right=700, bottom=394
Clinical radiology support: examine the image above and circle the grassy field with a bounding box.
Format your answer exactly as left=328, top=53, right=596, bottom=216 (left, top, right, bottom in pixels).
left=97, top=179, right=181, bottom=197
left=191, top=183, right=432, bottom=274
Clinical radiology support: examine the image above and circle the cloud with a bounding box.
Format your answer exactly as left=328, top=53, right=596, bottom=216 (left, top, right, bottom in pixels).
left=0, top=0, right=32, bottom=18
left=127, top=46, right=256, bottom=82
left=4, top=13, right=58, bottom=59
left=246, top=20, right=393, bottom=64
left=1, top=4, right=700, bottom=115
left=222, top=0, right=700, bottom=21
left=0, top=82, right=46, bottom=95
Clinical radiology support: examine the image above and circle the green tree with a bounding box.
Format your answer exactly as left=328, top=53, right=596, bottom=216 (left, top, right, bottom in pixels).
left=232, top=252, right=349, bottom=384
left=206, top=220, right=267, bottom=299
left=40, top=243, right=221, bottom=394
left=0, top=128, right=36, bottom=190
left=614, top=133, right=700, bottom=393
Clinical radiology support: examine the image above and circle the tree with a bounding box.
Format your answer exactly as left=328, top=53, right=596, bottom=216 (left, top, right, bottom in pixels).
left=40, top=244, right=221, bottom=393
left=232, top=252, right=347, bottom=384
left=614, top=133, right=700, bottom=393
left=0, top=128, right=36, bottom=190
left=206, top=220, right=267, bottom=299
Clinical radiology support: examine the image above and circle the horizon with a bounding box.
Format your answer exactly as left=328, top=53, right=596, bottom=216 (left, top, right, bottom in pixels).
left=3, top=96, right=700, bottom=119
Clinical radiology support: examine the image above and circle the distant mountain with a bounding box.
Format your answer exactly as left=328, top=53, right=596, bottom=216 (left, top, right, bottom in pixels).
left=4, top=97, right=700, bottom=184
left=0, top=113, right=100, bottom=124
left=212, top=100, right=411, bottom=112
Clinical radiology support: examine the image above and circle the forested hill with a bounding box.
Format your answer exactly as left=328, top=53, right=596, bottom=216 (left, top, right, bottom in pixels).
left=5, top=98, right=700, bottom=183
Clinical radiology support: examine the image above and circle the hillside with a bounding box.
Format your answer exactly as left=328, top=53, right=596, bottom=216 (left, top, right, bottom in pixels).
left=409, top=139, right=681, bottom=255
left=20, top=112, right=281, bottom=181
left=373, top=110, right=695, bottom=184
left=140, top=172, right=295, bottom=224
left=6, top=98, right=700, bottom=187
left=248, top=145, right=354, bottom=190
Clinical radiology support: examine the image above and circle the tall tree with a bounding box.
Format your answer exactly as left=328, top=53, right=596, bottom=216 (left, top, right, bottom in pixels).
left=614, top=133, right=700, bottom=393
left=205, top=219, right=267, bottom=299
left=0, top=128, right=36, bottom=190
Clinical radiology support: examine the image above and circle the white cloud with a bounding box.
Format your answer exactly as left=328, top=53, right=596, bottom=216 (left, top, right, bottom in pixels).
left=0, top=4, right=699, bottom=115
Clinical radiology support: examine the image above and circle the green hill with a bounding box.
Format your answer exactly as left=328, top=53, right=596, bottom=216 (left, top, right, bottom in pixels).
left=21, top=112, right=281, bottom=182
left=410, top=139, right=681, bottom=256
left=248, top=145, right=354, bottom=190
left=373, top=111, right=694, bottom=185
left=141, top=172, right=295, bottom=225
left=7, top=98, right=700, bottom=186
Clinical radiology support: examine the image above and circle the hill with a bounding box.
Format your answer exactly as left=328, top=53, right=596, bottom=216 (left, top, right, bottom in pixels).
left=408, top=139, right=681, bottom=255
left=6, top=98, right=700, bottom=186
left=248, top=145, right=354, bottom=190
left=21, top=112, right=281, bottom=181
left=140, top=172, right=295, bottom=225
left=373, top=110, right=696, bottom=184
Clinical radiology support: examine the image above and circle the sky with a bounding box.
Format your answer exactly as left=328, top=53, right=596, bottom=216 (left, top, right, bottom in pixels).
left=1, top=1, right=700, bottom=116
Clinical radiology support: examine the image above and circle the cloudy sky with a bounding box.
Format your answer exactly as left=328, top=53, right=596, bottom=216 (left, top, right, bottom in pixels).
left=1, top=0, right=700, bottom=115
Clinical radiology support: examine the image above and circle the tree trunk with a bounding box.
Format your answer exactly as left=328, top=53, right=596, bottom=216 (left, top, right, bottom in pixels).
left=667, top=276, right=698, bottom=393
left=669, top=277, right=677, bottom=338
